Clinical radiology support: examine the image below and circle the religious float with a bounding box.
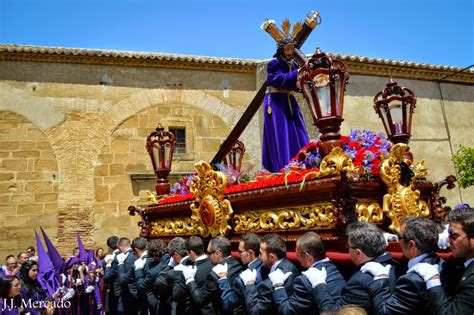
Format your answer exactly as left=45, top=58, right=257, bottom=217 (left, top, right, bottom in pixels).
left=128, top=11, right=456, bottom=265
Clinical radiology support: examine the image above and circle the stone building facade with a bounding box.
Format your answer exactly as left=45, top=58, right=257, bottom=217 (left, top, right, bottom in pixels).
left=0, top=44, right=473, bottom=258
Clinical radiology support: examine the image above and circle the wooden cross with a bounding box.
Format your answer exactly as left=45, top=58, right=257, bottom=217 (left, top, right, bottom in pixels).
left=211, top=12, right=321, bottom=166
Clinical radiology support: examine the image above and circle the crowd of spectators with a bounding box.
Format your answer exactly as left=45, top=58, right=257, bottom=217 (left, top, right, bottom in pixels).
left=0, top=206, right=472, bottom=314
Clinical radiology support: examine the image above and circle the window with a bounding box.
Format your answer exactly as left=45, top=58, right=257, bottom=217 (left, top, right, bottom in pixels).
left=169, top=127, right=186, bottom=154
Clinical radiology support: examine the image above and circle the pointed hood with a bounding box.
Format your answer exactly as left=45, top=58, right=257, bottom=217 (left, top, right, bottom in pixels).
left=76, top=233, right=89, bottom=263
left=40, top=226, right=66, bottom=276
left=35, top=230, right=59, bottom=297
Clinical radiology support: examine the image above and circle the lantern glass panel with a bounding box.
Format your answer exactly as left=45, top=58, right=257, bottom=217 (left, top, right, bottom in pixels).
left=152, top=144, right=161, bottom=169
left=164, top=143, right=171, bottom=168
left=335, top=76, right=342, bottom=116
left=313, top=73, right=331, bottom=116
left=390, top=104, right=403, bottom=133
left=303, top=82, right=317, bottom=117
left=380, top=106, right=390, bottom=135
left=316, top=84, right=331, bottom=116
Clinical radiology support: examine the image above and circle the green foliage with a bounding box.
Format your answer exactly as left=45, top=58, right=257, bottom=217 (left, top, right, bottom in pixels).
left=452, top=146, right=474, bottom=189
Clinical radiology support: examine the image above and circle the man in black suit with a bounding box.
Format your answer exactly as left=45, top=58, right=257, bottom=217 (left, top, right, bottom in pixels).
left=361, top=217, right=448, bottom=314
left=306, top=222, right=401, bottom=313
left=153, top=236, right=192, bottom=315
left=409, top=207, right=474, bottom=314
left=271, top=231, right=346, bottom=315
left=240, top=233, right=299, bottom=315
left=216, top=233, right=265, bottom=314
left=103, top=235, right=120, bottom=314
left=208, top=236, right=243, bottom=283
left=207, top=235, right=243, bottom=315
left=134, top=239, right=170, bottom=315
left=173, top=236, right=220, bottom=315
left=116, top=237, right=138, bottom=315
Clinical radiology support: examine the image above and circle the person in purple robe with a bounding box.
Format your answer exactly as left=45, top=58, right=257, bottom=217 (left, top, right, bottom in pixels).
left=0, top=275, right=22, bottom=314
left=262, top=37, right=309, bottom=172
left=19, top=260, right=53, bottom=315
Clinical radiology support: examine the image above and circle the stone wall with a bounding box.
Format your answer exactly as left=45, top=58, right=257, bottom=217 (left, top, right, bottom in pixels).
left=0, top=73, right=258, bottom=258
left=0, top=112, right=58, bottom=256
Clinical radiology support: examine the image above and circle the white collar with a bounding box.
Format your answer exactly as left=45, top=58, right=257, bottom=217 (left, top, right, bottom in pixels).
left=309, top=257, right=330, bottom=269
left=195, top=254, right=208, bottom=262
left=464, top=258, right=474, bottom=268
left=270, top=259, right=283, bottom=273
left=408, top=253, right=429, bottom=270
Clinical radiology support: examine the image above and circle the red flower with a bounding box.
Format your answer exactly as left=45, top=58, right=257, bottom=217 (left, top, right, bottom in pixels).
left=355, top=148, right=367, bottom=163
left=368, top=146, right=380, bottom=154
left=341, top=136, right=350, bottom=144
left=297, top=151, right=306, bottom=161
left=305, top=142, right=318, bottom=152
left=349, top=141, right=361, bottom=150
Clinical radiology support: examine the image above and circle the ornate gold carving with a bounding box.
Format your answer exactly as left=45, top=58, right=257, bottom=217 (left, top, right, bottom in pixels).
left=380, top=143, right=430, bottom=233
left=356, top=201, right=384, bottom=223
left=190, top=161, right=233, bottom=237
left=319, top=146, right=361, bottom=177
left=234, top=203, right=336, bottom=233
left=150, top=218, right=198, bottom=237
left=412, top=160, right=428, bottom=179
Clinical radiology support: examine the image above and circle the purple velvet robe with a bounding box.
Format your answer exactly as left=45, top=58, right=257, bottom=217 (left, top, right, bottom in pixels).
left=20, top=285, right=47, bottom=315
left=262, top=58, right=309, bottom=172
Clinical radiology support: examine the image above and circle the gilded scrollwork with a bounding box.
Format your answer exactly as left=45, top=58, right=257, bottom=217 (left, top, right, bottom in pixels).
left=355, top=201, right=384, bottom=223
left=319, top=147, right=361, bottom=177
left=190, top=161, right=234, bottom=237
left=412, top=160, right=428, bottom=179
left=150, top=218, right=198, bottom=237
left=234, top=203, right=336, bottom=233
left=379, top=143, right=430, bottom=233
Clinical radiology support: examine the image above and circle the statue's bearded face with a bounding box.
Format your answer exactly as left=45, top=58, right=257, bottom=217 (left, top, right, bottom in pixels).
left=283, top=43, right=294, bottom=60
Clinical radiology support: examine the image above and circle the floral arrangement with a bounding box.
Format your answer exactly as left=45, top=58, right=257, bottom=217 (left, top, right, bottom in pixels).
left=286, top=129, right=391, bottom=177
left=158, top=129, right=391, bottom=204
left=170, top=174, right=195, bottom=195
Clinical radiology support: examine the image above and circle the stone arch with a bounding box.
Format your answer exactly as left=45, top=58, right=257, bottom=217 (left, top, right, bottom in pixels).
left=0, top=111, right=59, bottom=259
left=103, top=89, right=243, bottom=134
left=91, top=93, right=237, bottom=243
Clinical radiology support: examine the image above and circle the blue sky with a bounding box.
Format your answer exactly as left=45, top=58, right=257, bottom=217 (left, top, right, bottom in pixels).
left=1, top=0, right=473, bottom=67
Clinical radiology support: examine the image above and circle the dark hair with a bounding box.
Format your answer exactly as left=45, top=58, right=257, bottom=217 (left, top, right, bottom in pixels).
left=401, top=217, right=438, bottom=253
left=263, top=233, right=286, bottom=259
left=347, top=222, right=386, bottom=257
left=186, top=236, right=205, bottom=256
left=273, top=38, right=294, bottom=58
left=448, top=207, right=474, bottom=237
left=26, top=246, right=35, bottom=252
left=168, top=237, right=187, bottom=257
left=298, top=232, right=326, bottom=260
left=0, top=275, right=19, bottom=298
left=241, top=233, right=261, bottom=256
left=0, top=275, right=22, bottom=308
left=132, top=237, right=148, bottom=251
left=5, top=254, right=14, bottom=261
left=148, top=239, right=167, bottom=258
left=19, top=260, right=44, bottom=298
left=106, top=236, right=119, bottom=250
left=209, top=236, right=231, bottom=257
